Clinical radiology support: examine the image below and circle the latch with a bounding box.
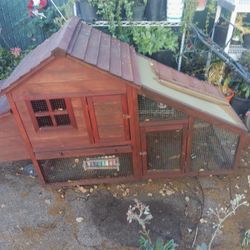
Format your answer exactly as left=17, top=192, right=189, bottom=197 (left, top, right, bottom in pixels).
left=139, top=151, right=147, bottom=156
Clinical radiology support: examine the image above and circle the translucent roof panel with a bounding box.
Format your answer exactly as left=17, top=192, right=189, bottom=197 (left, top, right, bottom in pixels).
left=136, top=55, right=246, bottom=131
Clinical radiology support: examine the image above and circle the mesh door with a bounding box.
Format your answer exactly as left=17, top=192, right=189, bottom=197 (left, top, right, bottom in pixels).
left=146, top=129, right=183, bottom=171
left=138, top=95, right=187, bottom=122
left=39, top=153, right=133, bottom=183
left=190, top=120, right=239, bottom=172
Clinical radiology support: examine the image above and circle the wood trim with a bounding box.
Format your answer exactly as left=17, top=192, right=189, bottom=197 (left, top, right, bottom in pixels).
left=25, top=97, right=77, bottom=132
left=65, top=98, right=77, bottom=128
left=86, top=96, right=100, bottom=142
left=21, top=90, right=127, bottom=101
left=7, top=93, right=46, bottom=186
left=140, top=119, right=189, bottom=128
left=47, top=175, right=137, bottom=188
left=181, top=125, right=188, bottom=173
left=81, top=97, right=95, bottom=144
left=143, top=124, right=184, bottom=132
left=35, top=144, right=132, bottom=160
left=185, top=117, right=194, bottom=173
left=140, top=127, right=147, bottom=175
left=121, top=95, right=131, bottom=141
left=127, top=86, right=142, bottom=177
left=25, top=100, right=40, bottom=131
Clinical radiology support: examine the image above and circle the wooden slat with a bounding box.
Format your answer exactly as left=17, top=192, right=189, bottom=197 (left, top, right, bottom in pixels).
left=110, top=38, right=122, bottom=77
left=85, top=28, right=102, bottom=65
left=97, top=32, right=111, bottom=71
left=70, top=23, right=92, bottom=60
left=121, top=43, right=133, bottom=81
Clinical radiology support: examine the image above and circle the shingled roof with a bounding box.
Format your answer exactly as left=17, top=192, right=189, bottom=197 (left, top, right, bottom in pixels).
left=0, top=17, right=246, bottom=130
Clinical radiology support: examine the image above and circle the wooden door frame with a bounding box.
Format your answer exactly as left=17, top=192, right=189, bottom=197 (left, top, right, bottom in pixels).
left=85, top=94, right=131, bottom=144
left=140, top=121, right=189, bottom=178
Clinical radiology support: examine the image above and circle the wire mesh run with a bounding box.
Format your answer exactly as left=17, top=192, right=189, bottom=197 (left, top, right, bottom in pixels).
left=39, top=153, right=133, bottom=183
left=31, top=100, right=48, bottom=113
left=55, top=114, right=71, bottom=126
left=50, top=99, right=66, bottom=111
left=138, top=95, right=187, bottom=122
left=190, top=120, right=239, bottom=172
left=36, top=116, right=53, bottom=127
left=146, top=129, right=183, bottom=171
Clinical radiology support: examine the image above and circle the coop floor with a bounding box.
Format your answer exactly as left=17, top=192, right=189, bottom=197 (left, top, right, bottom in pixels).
left=0, top=147, right=249, bottom=250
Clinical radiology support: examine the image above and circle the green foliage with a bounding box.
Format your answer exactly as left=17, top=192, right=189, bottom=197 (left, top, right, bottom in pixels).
left=240, top=83, right=250, bottom=99
left=204, top=0, right=216, bottom=34
left=131, top=27, right=178, bottom=55
left=182, top=0, right=198, bottom=27
left=139, top=236, right=176, bottom=250
left=18, top=6, right=61, bottom=43
left=0, top=48, right=22, bottom=80
left=88, top=0, right=134, bottom=35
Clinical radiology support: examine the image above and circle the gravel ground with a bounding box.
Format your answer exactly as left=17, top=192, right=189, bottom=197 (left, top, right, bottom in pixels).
left=0, top=148, right=249, bottom=250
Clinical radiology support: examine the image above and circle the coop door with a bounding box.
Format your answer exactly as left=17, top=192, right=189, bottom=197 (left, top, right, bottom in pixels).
left=87, top=95, right=130, bottom=143
left=141, top=125, right=187, bottom=175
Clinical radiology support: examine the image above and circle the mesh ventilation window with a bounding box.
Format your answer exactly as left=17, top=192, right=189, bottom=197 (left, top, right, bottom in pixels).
left=36, top=116, right=53, bottom=127
left=39, top=153, right=133, bottom=183
left=50, top=99, right=66, bottom=111
left=190, top=120, right=239, bottom=172
left=138, top=95, right=187, bottom=122
left=31, top=100, right=48, bottom=113
left=55, top=114, right=71, bottom=126
left=146, top=129, right=183, bottom=171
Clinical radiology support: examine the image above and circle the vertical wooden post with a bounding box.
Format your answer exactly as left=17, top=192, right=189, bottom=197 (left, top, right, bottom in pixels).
left=232, top=132, right=244, bottom=171
left=7, top=93, right=46, bottom=186
left=185, top=116, right=194, bottom=173
left=126, top=86, right=142, bottom=178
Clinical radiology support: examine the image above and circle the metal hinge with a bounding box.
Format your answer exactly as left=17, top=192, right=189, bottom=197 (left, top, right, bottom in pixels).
left=139, top=151, right=147, bottom=156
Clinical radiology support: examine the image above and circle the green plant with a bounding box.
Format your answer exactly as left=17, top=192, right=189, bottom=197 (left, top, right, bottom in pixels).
left=131, top=26, right=178, bottom=55
left=127, top=199, right=177, bottom=250
left=0, top=48, right=23, bottom=80
left=88, top=0, right=134, bottom=35
left=182, top=0, right=198, bottom=28
left=204, top=0, right=216, bottom=34
left=242, top=229, right=250, bottom=249
left=240, top=83, right=250, bottom=99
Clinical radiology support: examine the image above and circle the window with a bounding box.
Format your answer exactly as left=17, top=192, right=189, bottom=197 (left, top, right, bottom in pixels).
left=28, top=98, right=76, bottom=130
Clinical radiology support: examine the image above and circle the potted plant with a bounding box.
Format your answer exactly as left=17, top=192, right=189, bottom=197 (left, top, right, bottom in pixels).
left=229, top=51, right=250, bottom=115
left=132, top=0, right=147, bottom=20
left=234, top=14, right=250, bottom=48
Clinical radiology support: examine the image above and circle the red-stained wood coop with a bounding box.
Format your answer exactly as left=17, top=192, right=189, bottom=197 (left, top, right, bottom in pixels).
left=0, top=17, right=249, bottom=187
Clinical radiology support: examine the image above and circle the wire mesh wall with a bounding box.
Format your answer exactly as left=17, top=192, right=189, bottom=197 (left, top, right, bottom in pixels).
left=190, top=120, right=239, bottom=172
left=39, top=153, right=133, bottom=183
left=146, top=129, right=183, bottom=171
left=138, top=95, right=187, bottom=122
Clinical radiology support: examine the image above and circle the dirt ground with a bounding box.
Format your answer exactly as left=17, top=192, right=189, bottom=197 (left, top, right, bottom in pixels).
left=0, top=148, right=249, bottom=250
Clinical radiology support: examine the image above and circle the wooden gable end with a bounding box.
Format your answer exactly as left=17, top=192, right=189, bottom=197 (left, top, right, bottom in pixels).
left=9, top=56, right=134, bottom=155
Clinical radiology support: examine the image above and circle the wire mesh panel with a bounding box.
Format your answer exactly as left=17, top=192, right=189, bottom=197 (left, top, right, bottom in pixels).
left=146, top=129, right=183, bottom=171
left=39, top=153, right=133, bottom=183
left=138, top=95, right=187, bottom=122
left=190, top=120, right=239, bottom=172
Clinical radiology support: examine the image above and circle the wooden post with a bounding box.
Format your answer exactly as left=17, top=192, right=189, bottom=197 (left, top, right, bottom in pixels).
left=7, top=93, right=46, bottom=186
left=126, top=86, right=142, bottom=178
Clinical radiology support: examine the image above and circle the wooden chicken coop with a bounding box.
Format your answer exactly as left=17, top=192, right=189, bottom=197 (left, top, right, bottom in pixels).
left=0, top=17, right=248, bottom=187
